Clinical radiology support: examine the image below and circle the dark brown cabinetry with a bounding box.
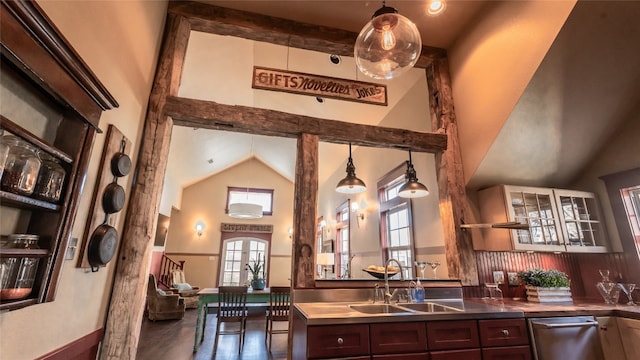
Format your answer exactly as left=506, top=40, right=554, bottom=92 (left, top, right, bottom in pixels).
left=0, top=0, right=116, bottom=311
left=294, top=309, right=531, bottom=360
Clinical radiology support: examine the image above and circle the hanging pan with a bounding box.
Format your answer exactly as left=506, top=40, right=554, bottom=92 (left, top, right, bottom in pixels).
left=111, top=152, right=131, bottom=177
left=88, top=223, right=118, bottom=272
left=102, top=182, right=126, bottom=214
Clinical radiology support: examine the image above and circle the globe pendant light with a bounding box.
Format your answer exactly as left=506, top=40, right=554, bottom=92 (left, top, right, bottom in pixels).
left=336, top=143, right=366, bottom=194
left=398, top=150, right=429, bottom=198
left=354, top=0, right=422, bottom=80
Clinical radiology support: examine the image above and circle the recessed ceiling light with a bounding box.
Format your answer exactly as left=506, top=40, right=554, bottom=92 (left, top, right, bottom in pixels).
left=316, top=97, right=324, bottom=103
left=329, top=54, right=341, bottom=64
left=207, top=158, right=214, bottom=164
left=427, top=0, right=447, bottom=16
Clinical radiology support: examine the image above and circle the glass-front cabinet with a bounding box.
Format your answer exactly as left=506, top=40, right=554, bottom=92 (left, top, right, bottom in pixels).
left=554, top=189, right=607, bottom=252
left=476, top=185, right=608, bottom=253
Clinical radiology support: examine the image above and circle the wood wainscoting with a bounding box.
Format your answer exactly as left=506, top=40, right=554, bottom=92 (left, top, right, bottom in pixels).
left=464, top=251, right=629, bottom=301
left=35, top=328, right=103, bottom=360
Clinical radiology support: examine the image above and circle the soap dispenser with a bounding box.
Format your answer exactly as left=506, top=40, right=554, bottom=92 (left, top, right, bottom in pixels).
left=414, top=278, right=425, bottom=302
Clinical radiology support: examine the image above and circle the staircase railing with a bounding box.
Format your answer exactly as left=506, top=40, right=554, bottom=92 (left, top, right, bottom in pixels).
left=158, top=254, right=184, bottom=289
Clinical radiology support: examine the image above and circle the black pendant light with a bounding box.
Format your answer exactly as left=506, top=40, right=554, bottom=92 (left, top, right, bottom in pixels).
left=336, top=143, right=366, bottom=194
left=398, top=150, right=429, bottom=198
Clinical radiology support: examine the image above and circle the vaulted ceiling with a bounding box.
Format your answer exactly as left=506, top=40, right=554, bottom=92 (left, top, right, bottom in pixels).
left=164, top=1, right=640, bottom=205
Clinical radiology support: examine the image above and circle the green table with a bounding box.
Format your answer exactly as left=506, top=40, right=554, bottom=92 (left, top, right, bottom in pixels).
left=193, top=287, right=270, bottom=352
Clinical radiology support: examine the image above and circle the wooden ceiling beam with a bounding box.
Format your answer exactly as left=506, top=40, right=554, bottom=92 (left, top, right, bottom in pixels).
left=168, top=1, right=447, bottom=68
left=164, top=96, right=448, bottom=153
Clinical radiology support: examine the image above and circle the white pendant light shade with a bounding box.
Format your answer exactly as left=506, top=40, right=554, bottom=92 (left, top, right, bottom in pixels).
left=228, top=203, right=263, bottom=219
left=354, top=4, right=422, bottom=80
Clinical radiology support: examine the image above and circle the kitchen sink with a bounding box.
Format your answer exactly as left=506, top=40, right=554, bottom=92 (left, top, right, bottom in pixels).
left=349, top=304, right=414, bottom=314
left=397, top=302, right=463, bottom=313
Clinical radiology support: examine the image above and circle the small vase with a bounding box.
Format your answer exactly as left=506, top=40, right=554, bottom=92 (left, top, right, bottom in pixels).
left=251, top=278, right=266, bottom=290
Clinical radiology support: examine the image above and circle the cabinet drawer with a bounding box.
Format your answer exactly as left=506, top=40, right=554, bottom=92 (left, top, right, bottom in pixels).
left=307, top=324, right=370, bottom=359
left=482, top=345, right=532, bottom=360
left=373, top=353, right=429, bottom=359
left=430, top=348, right=482, bottom=360
left=479, top=319, right=529, bottom=347
left=370, top=321, right=427, bottom=354
left=427, top=320, right=479, bottom=350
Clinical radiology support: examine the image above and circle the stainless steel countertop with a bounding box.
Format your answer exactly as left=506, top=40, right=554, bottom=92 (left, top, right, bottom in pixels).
left=295, top=299, right=524, bottom=326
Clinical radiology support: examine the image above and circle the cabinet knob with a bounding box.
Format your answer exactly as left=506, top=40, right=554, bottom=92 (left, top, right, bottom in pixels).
left=337, top=337, right=344, bottom=345
left=501, top=329, right=510, bottom=336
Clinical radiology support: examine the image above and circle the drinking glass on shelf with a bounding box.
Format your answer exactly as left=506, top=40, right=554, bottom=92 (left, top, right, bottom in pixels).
left=414, top=262, right=427, bottom=279
left=426, top=261, right=440, bottom=279
left=599, top=269, right=610, bottom=282
left=618, top=283, right=636, bottom=306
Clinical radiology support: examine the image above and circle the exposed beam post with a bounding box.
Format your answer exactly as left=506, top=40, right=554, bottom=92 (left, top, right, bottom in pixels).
left=100, top=14, right=191, bottom=359
left=426, top=58, right=479, bottom=286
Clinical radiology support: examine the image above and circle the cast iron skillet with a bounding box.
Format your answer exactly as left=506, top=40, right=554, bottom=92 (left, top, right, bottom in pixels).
left=102, top=182, right=126, bottom=214
left=88, top=223, right=118, bottom=272
left=111, top=152, right=131, bottom=177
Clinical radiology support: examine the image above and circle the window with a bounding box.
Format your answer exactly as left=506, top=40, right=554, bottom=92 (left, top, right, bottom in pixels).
left=226, top=187, right=274, bottom=216
left=219, top=238, right=268, bottom=286
left=378, top=164, right=415, bottom=279
left=335, top=201, right=350, bottom=278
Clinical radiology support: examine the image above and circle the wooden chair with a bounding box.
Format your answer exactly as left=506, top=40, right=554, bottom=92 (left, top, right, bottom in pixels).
left=264, top=286, right=291, bottom=352
left=213, top=286, right=248, bottom=354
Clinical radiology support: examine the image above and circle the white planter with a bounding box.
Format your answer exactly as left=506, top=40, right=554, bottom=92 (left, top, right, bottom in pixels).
left=525, top=285, right=573, bottom=303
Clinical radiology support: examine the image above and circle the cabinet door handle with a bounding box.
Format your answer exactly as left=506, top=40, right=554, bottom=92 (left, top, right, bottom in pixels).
left=501, top=329, right=510, bottom=336
left=337, top=337, right=344, bottom=345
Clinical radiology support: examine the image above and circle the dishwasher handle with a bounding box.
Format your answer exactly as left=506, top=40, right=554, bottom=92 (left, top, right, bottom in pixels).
left=533, top=319, right=598, bottom=329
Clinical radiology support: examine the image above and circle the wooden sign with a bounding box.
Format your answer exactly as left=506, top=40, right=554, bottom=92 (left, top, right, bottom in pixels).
left=221, top=223, right=273, bottom=233
left=252, top=66, right=387, bottom=106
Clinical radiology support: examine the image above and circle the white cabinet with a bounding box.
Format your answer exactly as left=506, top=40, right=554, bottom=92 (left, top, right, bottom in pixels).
left=597, top=317, right=626, bottom=360
left=554, top=189, right=608, bottom=252
left=618, top=317, right=640, bottom=359
left=476, top=185, right=608, bottom=253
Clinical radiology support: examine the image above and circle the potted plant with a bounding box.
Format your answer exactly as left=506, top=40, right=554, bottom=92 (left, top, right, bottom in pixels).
left=518, top=268, right=572, bottom=303
left=246, top=254, right=266, bottom=290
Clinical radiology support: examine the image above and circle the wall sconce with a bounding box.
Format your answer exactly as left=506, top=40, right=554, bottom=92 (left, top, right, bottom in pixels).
left=194, top=221, right=205, bottom=238
left=351, top=200, right=365, bottom=228
left=288, top=227, right=293, bottom=239
left=354, top=0, right=422, bottom=80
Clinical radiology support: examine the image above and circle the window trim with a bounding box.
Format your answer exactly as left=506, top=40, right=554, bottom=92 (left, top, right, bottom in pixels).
left=225, top=186, right=274, bottom=216
left=377, top=163, right=417, bottom=278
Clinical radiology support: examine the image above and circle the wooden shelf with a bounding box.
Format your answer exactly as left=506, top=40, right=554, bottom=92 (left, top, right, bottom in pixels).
left=1, top=115, right=73, bottom=164
left=0, top=248, right=50, bottom=258
left=0, top=191, right=60, bottom=211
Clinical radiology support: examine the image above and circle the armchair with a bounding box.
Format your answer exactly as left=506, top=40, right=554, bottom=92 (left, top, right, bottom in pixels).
left=170, top=269, right=200, bottom=309
left=147, top=274, right=185, bottom=321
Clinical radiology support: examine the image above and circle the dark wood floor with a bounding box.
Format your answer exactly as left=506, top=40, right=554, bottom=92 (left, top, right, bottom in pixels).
left=137, top=308, right=288, bottom=360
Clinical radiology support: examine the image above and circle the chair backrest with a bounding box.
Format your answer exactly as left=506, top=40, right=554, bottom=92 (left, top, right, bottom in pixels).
left=218, top=286, right=248, bottom=319
left=170, top=269, right=187, bottom=285
left=269, top=286, right=291, bottom=320
left=148, top=274, right=159, bottom=297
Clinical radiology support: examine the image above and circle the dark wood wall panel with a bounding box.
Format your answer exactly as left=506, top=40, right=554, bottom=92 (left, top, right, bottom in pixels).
left=464, top=251, right=630, bottom=301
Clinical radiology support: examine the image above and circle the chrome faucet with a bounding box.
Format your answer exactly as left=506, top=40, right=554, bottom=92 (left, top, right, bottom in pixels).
left=384, top=258, right=405, bottom=304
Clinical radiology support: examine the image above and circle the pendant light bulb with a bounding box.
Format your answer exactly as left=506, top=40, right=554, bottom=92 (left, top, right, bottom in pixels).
left=398, top=151, right=429, bottom=198
left=381, top=26, right=396, bottom=50
left=336, top=143, right=367, bottom=194
left=354, top=1, right=422, bottom=80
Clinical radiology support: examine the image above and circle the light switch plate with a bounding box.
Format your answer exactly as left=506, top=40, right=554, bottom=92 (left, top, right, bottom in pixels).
left=493, top=271, right=505, bottom=284
left=508, top=272, right=519, bottom=286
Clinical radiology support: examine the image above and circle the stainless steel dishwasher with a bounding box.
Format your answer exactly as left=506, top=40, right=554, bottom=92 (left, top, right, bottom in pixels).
left=529, top=316, right=605, bottom=360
